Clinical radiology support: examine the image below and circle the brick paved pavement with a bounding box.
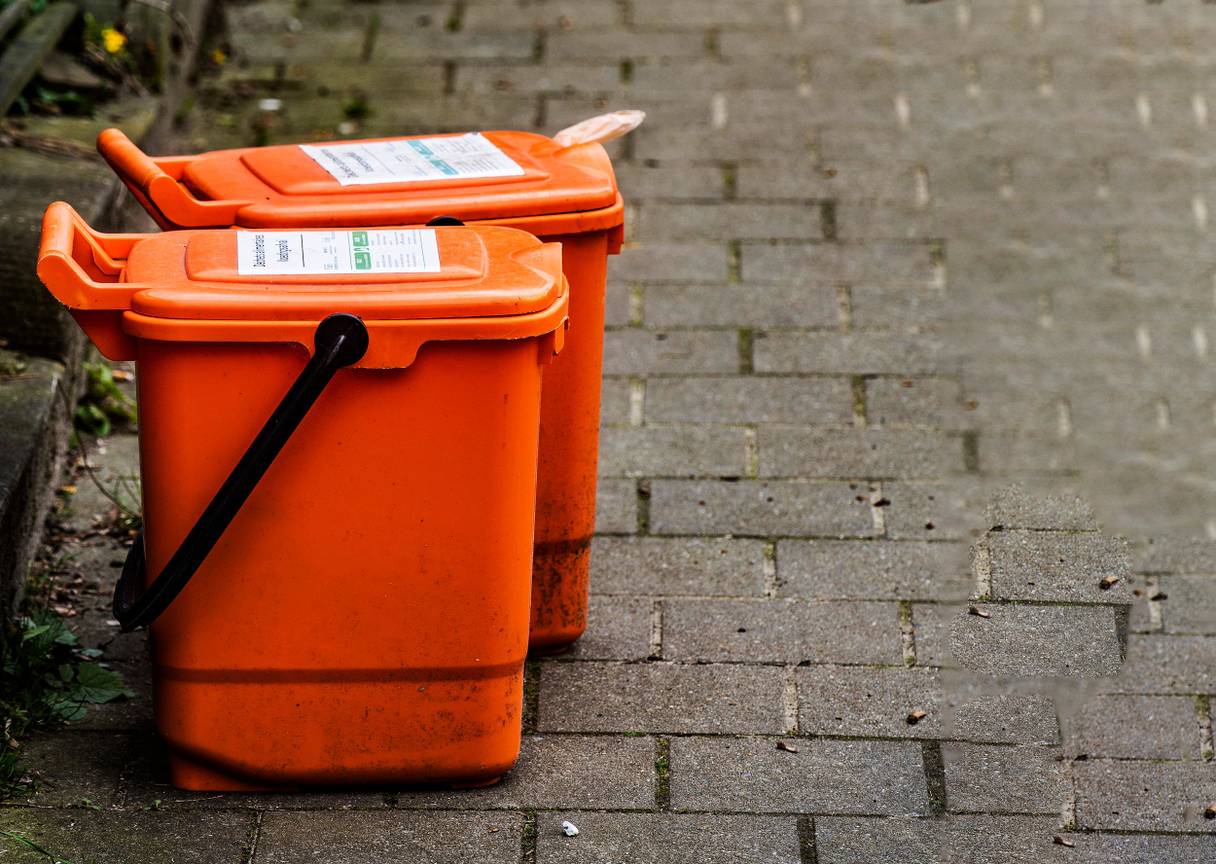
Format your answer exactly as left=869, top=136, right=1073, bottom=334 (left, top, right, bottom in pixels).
left=5, top=1, right=1216, bottom=861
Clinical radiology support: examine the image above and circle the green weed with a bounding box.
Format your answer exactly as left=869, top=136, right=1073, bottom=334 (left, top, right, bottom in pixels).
left=0, top=609, right=133, bottom=800
left=73, top=360, right=136, bottom=438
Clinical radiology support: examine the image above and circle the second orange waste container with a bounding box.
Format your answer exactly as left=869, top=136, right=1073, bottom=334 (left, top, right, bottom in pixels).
left=98, top=127, right=624, bottom=652
left=38, top=202, right=567, bottom=790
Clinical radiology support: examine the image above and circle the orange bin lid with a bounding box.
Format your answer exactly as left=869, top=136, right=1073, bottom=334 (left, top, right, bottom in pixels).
left=123, top=224, right=564, bottom=321
left=98, top=129, right=621, bottom=231
left=38, top=203, right=568, bottom=367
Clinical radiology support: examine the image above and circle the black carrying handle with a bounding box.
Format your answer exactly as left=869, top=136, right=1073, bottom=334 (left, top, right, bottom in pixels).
left=114, top=313, right=370, bottom=631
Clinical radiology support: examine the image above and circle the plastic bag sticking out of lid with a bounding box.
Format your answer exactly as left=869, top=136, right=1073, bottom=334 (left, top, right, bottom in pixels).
left=553, top=110, right=646, bottom=148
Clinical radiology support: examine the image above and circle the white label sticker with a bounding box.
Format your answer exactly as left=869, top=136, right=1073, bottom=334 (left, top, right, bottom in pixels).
left=299, top=133, right=526, bottom=186
left=236, top=229, right=441, bottom=276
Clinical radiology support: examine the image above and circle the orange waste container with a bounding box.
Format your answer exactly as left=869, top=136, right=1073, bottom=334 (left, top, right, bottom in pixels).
left=37, top=201, right=567, bottom=791
left=98, top=127, right=625, bottom=652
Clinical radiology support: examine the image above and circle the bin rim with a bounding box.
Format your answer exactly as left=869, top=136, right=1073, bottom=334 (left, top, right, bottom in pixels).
left=119, top=296, right=569, bottom=370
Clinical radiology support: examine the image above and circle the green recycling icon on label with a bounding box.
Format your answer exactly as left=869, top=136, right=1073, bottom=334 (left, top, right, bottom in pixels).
left=350, top=231, right=371, bottom=269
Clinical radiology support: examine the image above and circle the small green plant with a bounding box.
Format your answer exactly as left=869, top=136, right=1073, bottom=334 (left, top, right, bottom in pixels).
left=30, top=86, right=92, bottom=116
left=342, top=91, right=372, bottom=121
left=74, top=360, right=136, bottom=438
left=0, top=355, right=27, bottom=379
left=0, top=609, right=133, bottom=799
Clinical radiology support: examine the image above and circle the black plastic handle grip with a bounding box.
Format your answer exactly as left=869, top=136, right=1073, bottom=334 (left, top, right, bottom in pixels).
left=113, top=313, right=369, bottom=631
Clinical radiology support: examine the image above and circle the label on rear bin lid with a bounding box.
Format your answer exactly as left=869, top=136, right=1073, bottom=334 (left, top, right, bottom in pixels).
left=236, top=229, right=441, bottom=276
left=299, top=134, right=526, bottom=186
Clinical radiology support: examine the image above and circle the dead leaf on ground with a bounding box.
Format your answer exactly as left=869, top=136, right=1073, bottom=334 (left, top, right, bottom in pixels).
left=776, top=741, right=799, bottom=753
left=968, top=605, right=991, bottom=619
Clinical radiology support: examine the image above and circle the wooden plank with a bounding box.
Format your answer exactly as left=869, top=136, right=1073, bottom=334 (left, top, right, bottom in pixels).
left=0, top=2, right=78, bottom=116
left=0, top=0, right=33, bottom=46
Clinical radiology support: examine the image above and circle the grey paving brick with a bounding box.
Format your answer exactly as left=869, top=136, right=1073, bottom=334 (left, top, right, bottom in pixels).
left=363, top=94, right=550, bottom=133
left=758, top=427, right=962, bottom=479
left=1059, top=834, right=1216, bottom=864
left=882, top=482, right=978, bottom=541
left=754, top=332, right=951, bottom=376
left=544, top=30, right=709, bottom=60
left=649, top=479, right=874, bottom=537
left=1136, top=537, right=1216, bottom=574
left=1158, top=575, right=1216, bottom=635
left=866, top=377, right=963, bottom=428
left=1073, top=694, right=1202, bottom=760
left=396, top=735, right=655, bottom=810
left=603, top=330, right=740, bottom=375
left=1111, top=634, right=1216, bottom=695
left=567, top=596, right=653, bottom=661
left=645, top=376, right=853, bottom=425
left=637, top=202, right=823, bottom=241
left=453, top=63, right=621, bottom=96
left=777, top=539, right=970, bottom=601
left=668, top=736, right=930, bottom=815
left=610, top=242, right=729, bottom=282
left=255, top=811, right=522, bottom=863
left=965, top=392, right=1064, bottom=442
left=15, top=731, right=131, bottom=808
left=985, top=531, right=1133, bottom=603
left=814, top=815, right=1069, bottom=864
left=599, top=425, right=748, bottom=478
left=644, top=283, right=840, bottom=328
left=950, top=604, right=1124, bottom=678
left=988, top=485, right=1099, bottom=532
left=600, top=377, right=632, bottom=426
left=949, top=690, right=1061, bottom=746
left=534, top=813, right=801, bottom=864
left=590, top=536, right=767, bottom=596
left=911, top=602, right=966, bottom=668
left=632, top=0, right=790, bottom=28
left=1073, top=759, right=1216, bottom=832
left=974, top=431, right=1079, bottom=477
left=736, top=159, right=920, bottom=203
left=537, top=662, right=785, bottom=734
left=595, top=478, right=638, bottom=534
left=628, top=59, right=804, bottom=94
left=849, top=284, right=947, bottom=331
left=663, top=598, right=902, bottom=665
left=834, top=203, right=942, bottom=242
left=0, top=809, right=255, bottom=864
left=461, top=1, right=623, bottom=30
left=614, top=163, right=725, bottom=202
left=604, top=280, right=633, bottom=327
left=942, top=743, right=1067, bottom=815
left=372, top=29, right=537, bottom=62
left=742, top=241, right=937, bottom=285
left=797, top=665, right=945, bottom=739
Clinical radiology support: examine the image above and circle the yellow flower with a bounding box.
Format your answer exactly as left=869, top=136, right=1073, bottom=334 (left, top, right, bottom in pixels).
left=101, top=28, right=127, bottom=54
left=211, top=48, right=227, bottom=65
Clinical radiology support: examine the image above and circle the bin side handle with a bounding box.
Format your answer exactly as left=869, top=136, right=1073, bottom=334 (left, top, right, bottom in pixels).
left=37, top=202, right=159, bottom=310
left=97, top=128, right=246, bottom=227
left=113, top=313, right=370, bottom=631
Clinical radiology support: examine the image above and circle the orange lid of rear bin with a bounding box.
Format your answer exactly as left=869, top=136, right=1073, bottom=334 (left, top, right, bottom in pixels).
left=98, top=128, right=621, bottom=231
left=37, top=202, right=567, bottom=367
